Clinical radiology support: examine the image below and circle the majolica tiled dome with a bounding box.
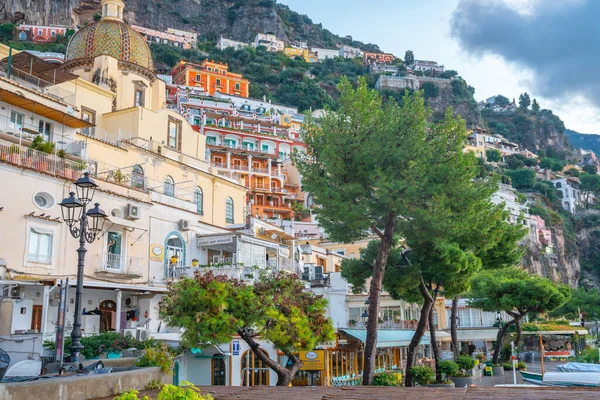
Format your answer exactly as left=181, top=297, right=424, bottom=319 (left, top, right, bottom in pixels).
left=65, top=17, right=154, bottom=72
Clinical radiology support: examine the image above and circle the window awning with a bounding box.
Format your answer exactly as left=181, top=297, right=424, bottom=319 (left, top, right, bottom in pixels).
left=456, top=329, right=501, bottom=342
left=341, top=329, right=430, bottom=347
left=425, top=330, right=452, bottom=342
left=107, top=216, right=143, bottom=230
left=0, top=86, right=93, bottom=128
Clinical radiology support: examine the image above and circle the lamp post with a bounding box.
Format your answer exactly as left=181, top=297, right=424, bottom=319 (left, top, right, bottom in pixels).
left=59, top=172, right=107, bottom=363
left=594, top=312, right=599, bottom=364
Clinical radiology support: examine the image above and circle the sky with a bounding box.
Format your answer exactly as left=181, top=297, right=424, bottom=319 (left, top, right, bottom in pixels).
left=278, top=0, right=599, bottom=134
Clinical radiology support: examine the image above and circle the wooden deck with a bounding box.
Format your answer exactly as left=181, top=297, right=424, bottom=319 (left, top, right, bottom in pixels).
left=98, top=385, right=600, bottom=400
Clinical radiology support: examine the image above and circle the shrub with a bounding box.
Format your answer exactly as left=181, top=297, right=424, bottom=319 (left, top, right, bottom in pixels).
left=114, top=382, right=213, bottom=400
left=372, top=372, right=402, bottom=386
left=137, top=342, right=175, bottom=374
left=485, top=149, right=501, bottom=163
left=456, top=355, right=476, bottom=371
left=408, top=366, right=434, bottom=386
left=113, top=390, right=149, bottom=400
left=437, top=360, right=459, bottom=377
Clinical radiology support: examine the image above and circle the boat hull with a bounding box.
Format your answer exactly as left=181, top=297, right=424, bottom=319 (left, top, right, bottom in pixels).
left=520, top=371, right=600, bottom=387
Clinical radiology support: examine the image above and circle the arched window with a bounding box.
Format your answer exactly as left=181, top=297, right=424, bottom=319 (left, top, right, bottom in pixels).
left=241, top=349, right=270, bottom=386
left=131, top=165, right=145, bottom=189
left=194, top=187, right=203, bottom=215
left=164, top=176, right=175, bottom=197
left=225, top=197, right=234, bottom=224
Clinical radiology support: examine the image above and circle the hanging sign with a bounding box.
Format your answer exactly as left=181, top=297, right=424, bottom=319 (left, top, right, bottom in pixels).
left=299, top=350, right=325, bottom=371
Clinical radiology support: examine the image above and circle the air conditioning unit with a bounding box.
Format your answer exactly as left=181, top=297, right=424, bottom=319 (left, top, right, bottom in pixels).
left=123, top=328, right=137, bottom=338
left=9, top=286, right=24, bottom=299
left=179, top=219, right=191, bottom=231
left=126, top=204, right=140, bottom=220
left=136, top=328, right=151, bottom=341
left=125, top=296, right=138, bottom=307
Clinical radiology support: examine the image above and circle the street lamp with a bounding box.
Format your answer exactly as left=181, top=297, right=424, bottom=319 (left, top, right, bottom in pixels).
left=595, top=313, right=599, bottom=364
left=59, top=172, right=107, bottom=363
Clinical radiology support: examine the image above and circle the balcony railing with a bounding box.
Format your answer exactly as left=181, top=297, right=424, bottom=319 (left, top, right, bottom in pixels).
left=0, top=138, right=91, bottom=179
left=95, top=253, right=143, bottom=278
left=253, top=183, right=271, bottom=190
left=252, top=167, right=270, bottom=174
left=27, top=253, right=51, bottom=264
left=0, top=68, right=76, bottom=104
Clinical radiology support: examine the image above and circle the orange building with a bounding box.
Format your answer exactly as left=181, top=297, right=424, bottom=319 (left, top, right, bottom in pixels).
left=363, top=52, right=394, bottom=65
left=170, top=60, right=250, bottom=97
left=198, top=121, right=306, bottom=220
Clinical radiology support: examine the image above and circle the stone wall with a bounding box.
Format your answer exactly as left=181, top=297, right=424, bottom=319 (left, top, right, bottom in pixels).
left=0, top=366, right=169, bottom=400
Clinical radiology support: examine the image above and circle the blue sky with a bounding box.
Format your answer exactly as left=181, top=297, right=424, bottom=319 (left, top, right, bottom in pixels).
left=278, top=0, right=599, bottom=134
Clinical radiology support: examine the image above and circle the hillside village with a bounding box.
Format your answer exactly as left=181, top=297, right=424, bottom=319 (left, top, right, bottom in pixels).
left=0, top=1, right=599, bottom=397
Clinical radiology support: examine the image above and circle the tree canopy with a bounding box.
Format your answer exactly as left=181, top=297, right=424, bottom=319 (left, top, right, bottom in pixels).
left=518, top=92, right=531, bottom=109
left=469, top=268, right=570, bottom=363
left=159, top=271, right=334, bottom=385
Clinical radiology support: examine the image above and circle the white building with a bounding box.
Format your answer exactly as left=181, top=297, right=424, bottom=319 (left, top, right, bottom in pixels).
left=339, top=45, right=362, bottom=59
left=253, top=33, right=284, bottom=52
left=553, top=177, right=583, bottom=214
left=408, top=60, right=445, bottom=73
left=311, top=48, right=339, bottom=60
left=491, top=183, right=530, bottom=225
left=217, top=36, right=250, bottom=51
left=131, top=25, right=196, bottom=49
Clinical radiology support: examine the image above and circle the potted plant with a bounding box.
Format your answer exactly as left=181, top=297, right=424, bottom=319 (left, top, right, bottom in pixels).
left=408, top=366, right=434, bottom=387
left=452, top=355, right=478, bottom=386
left=348, top=319, right=357, bottom=327
left=267, top=195, right=273, bottom=205
left=8, top=145, right=20, bottom=164
left=112, top=169, right=128, bottom=184
left=429, top=360, right=457, bottom=388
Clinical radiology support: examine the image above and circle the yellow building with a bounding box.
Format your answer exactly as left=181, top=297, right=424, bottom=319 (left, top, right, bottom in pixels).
left=283, top=47, right=318, bottom=63
left=0, top=0, right=248, bottom=227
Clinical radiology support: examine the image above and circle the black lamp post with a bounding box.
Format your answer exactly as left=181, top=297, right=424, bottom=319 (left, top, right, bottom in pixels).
left=59, top=172, right=107, bottom=363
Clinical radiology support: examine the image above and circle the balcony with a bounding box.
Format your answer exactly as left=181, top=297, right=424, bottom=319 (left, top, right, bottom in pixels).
left=252, top=167, right=270, bottom=174
left=94, top=253, right=143, bottom=278
left=0, top=138, right=91, bottom=179
left=253, top=183, right=271, bottom=191
left=271, top=186, right=288, bottom=194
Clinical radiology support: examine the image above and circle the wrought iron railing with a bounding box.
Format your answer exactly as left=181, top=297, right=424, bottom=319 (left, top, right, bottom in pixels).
left=95, top=253, right=143, bottom=278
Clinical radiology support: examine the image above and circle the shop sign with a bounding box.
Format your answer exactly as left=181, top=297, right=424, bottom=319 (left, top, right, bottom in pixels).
left=197, top=235, right=233, bottom=247
left=300, top=350, right=325, bottom=371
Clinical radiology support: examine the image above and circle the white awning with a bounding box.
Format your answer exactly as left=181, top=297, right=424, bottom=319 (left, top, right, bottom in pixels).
left=425, top=331, right=452, bottom=342
left=456, top=329, right=500, bottom=341
left=107, top=216, right=142, bottom=230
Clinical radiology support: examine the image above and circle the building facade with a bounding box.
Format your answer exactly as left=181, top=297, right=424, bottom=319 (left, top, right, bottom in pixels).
left=363, top=52, right=394, bottom=65
left=408, top=60, right=445, bottom=73
left=311, top=48, right=339, bottom=60
left=14, top=24, right=70, bottom=43
left=171, top=60, right=250, bottom=98
left=131, top=25, right=197, bottom=49
left=339, top=46, right=363, bottom=59
left=283, top=47, right=318, bottom=63
left=216, top=37, right=250, bottom=51
left=253, top=33, right=284, bottom=52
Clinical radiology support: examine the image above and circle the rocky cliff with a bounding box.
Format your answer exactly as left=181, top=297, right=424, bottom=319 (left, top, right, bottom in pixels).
left=1, top=0, right=381, bottom=51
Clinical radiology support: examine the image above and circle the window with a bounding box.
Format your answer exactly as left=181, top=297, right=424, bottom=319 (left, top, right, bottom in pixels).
left=167, top=117, right=182, bottom=150
left=195, top=74, right=201, bottom=81
left=28, top=227, right=52, bottom=263
left=194, top=187, right=203, bottom=215
left=235, top=83, right=240, bottom=90
left=164, top=176, right=175, bottom=197
left=51, top=31, right=56, bottom=37
left=38, top=29, right=43, bottom=36
left=225, top=197, right=234, bottom=224
left=131, top=165, right=145, bottom=189
left=216, top=78, right=221, bottom=87
left=134, top=89, right=145, bottom=107
left=261, top=144, right=269, bottom=153
left=10, top=111, right=24, bottom=130
left=81, top=107, right=96, bottom=136
left=33, top=191, right=55, bottom=210
left=106, top=231, right=123, bottom=270
left=224, top=139, right=236, bottom=148
left=206, top=136, right=217, bottom=145
left=243, top=142, right=254, bottom=150
left=38, top=120, right=52, bottom=140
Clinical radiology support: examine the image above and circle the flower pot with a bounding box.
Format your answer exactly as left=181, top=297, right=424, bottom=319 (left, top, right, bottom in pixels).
left=107, top=351, right=122, bottom=359
left=64, top=168, right=74, bottom=180
left=492, top=366, right=504, bottom=376
left=451, top=376, right=474, bottom=387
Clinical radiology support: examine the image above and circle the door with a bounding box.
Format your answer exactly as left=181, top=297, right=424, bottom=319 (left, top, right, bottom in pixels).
left=99, top=300, right=116, bottom=332
left=31, top=305, right=43, bottom=331
left=106, top=232, right=123, bottom=271
left=212, top=356, right=226, bottom=385
left=38, top=120, right=52, bottom=141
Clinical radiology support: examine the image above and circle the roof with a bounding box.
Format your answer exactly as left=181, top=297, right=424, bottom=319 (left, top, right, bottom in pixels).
left=0, top=51, right=76, bottom=86
left=341, top=328, right=430, bottom=347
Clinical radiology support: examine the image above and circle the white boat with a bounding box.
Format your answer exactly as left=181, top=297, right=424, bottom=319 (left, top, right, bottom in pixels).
left=520, top=369, right=600, bottom=387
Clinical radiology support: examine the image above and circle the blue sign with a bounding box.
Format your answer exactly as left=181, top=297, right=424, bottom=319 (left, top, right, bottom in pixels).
left=232, top=340, right=240, bottom=356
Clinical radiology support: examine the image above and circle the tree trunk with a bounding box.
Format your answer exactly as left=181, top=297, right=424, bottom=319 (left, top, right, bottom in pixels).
left=362, top=213, right=396, bottom=385
left=239, top=329, right=300, bottom=386
left=451, top=297, right=459, bottom=359
left=492, top=318, right=518, bottom=365
left=428, top=289, right=440, bottom=382
left=405, top=276, right=434, bottom=387
left=515, top=319, right=522, bottom=347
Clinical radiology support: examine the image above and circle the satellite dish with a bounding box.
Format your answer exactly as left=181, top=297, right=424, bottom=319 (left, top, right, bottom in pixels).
left=271, top=233, right=278, bottom=240
left=66, top=105, right=74, bottom=115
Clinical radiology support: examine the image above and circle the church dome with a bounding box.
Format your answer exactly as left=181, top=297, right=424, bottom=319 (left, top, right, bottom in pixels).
left=64, top=0, right=154, bottom=72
